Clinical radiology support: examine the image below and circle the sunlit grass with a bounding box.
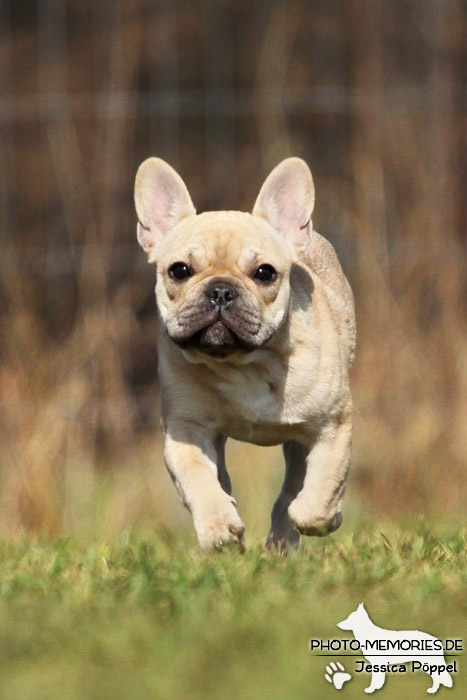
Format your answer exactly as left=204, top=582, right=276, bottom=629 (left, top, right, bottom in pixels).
left=0, top=524, right=464, bottom=700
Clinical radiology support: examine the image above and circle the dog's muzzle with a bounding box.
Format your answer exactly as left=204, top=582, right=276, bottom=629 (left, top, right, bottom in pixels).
left=168, top=280, right=271, bottom=357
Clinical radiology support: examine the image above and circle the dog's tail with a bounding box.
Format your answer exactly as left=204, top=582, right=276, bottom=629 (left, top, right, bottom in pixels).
left=439, top=669, right=453, bottom=688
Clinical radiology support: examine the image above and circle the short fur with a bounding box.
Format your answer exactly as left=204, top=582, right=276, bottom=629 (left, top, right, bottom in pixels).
left=134, top=157, right=356, bottom=550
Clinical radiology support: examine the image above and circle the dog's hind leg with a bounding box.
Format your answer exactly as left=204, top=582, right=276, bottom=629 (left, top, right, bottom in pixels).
left=428, top=665, right=453, bottom=692
left=214, top=434, right=232, bottom=495
left=265, top=440, right=307, bottom=551
left=427, top=676, right=441, bottom=694
left=288, top=414, right=351, bottom=537
left=436, top=667, right=453, bottom=691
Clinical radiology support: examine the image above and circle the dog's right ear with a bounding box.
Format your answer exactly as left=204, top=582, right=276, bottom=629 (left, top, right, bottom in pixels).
left=252, top=157, right=315, bottom=248
left=134, top=158, right=196, bottom=261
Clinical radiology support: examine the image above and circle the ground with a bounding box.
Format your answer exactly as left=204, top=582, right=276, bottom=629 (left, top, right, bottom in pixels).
left=0, top=523, right=464, bottom=700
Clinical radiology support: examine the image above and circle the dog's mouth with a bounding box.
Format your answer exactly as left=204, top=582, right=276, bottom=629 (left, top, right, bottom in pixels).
left=168, top=293, right=275, bottom=357
left=197, top=320, right=237, bottom=348
left=177, top=319, right=256, bottom=357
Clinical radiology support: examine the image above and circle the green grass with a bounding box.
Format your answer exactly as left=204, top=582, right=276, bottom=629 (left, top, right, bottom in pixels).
left=0, top=524, right=464, bottom=700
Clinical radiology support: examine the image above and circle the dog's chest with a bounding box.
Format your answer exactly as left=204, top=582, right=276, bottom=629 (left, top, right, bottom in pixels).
left=212, top=363, right=319, bottom=445
left=215, top=366, right=278, bottom=423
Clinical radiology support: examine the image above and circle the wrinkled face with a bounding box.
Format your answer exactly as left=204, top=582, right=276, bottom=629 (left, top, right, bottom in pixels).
left=155, top=211, right=293, bottom=357
left=135, top=156, right=316, bottom=360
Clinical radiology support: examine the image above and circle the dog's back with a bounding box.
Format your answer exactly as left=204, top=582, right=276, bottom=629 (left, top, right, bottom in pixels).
left=300, top=231, right=356, bottom=367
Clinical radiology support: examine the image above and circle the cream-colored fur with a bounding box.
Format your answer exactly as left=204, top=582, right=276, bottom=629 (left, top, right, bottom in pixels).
left=134, top=157, right=356, bottom=550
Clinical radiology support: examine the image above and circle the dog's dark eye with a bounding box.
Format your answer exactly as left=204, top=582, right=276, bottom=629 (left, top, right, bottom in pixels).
left=168, top=262, right=193, bottom=281
left=253, top=264, right=277, bottom=284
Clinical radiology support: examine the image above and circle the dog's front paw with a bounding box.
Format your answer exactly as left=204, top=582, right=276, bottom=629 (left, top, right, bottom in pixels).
left=193, top=497, right=245, bottom=551
left=288, top=497, right=342, bottom=536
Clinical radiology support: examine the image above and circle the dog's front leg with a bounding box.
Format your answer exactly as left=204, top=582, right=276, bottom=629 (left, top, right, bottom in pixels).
left=364, top=670, right=386, bottom=693
left=287, top=416, right=351, bottom=536
left=164, top=423, right=244, bottom=550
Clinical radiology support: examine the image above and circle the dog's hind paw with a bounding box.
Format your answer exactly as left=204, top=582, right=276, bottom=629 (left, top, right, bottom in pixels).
left=265, top=522, right=300, bottom=553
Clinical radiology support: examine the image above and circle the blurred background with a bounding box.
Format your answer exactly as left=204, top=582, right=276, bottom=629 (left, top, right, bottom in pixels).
left=0, top=0, right=465, bottom=540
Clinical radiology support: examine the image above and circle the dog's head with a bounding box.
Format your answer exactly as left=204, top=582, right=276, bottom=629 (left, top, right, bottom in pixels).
left=337, top=603, right=369, bottom=631
left=134, top=157, right=315, bottom=358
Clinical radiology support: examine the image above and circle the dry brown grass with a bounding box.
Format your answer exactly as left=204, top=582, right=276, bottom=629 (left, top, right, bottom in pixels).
left=0, top=1, right=465, bottom=537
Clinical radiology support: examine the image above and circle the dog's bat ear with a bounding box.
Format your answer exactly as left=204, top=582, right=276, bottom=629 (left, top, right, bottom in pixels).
left=134, top=158, right=196, bottom=260
left=252, top=157, right=315, bottom=247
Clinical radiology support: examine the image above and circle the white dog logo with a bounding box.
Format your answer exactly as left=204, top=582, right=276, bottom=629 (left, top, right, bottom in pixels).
left=337, top=603, right=453, bottom=694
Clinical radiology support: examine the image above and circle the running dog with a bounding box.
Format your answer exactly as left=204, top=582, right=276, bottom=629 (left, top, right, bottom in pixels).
left=134, top=157, right=356, bottom=550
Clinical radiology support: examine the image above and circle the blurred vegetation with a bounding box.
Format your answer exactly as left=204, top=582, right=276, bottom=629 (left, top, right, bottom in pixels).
left=0, top=0, right=466, bottom=537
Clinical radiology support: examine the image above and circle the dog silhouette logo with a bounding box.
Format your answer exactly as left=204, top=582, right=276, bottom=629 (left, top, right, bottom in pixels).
left=337, top=603, right=453, bottom=694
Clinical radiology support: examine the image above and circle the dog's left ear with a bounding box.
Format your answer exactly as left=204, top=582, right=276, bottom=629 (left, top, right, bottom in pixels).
left=252, top=157, right=315, bottom=247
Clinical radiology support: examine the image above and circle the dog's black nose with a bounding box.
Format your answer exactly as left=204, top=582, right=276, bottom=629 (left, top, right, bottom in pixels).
left=205, top=282, right=238, bottom=307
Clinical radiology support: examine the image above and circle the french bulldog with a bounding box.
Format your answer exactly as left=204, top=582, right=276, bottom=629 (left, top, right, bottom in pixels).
left=134, top=157, right=356, bottom=551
